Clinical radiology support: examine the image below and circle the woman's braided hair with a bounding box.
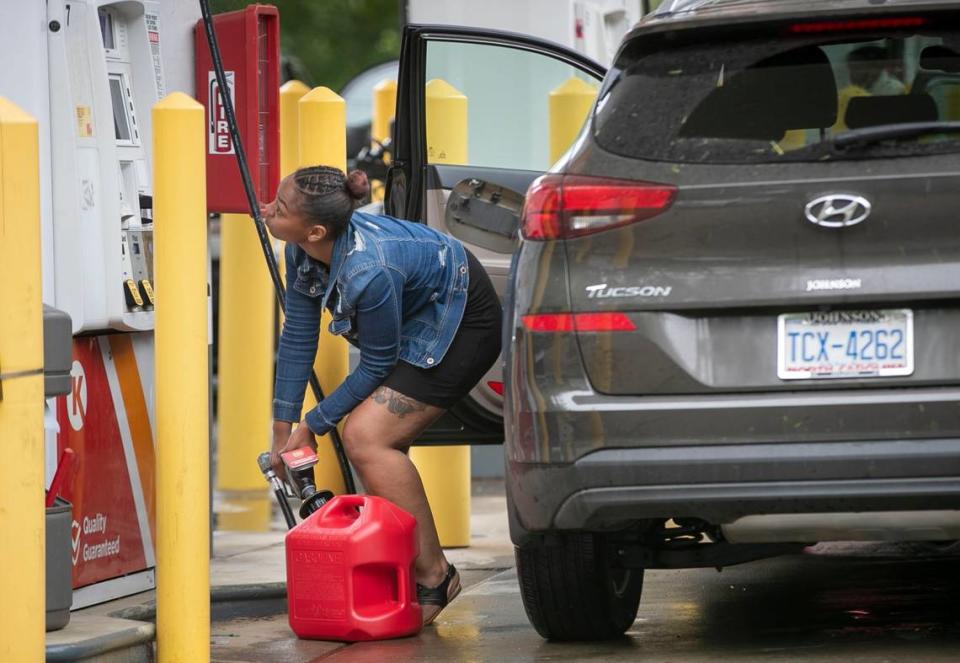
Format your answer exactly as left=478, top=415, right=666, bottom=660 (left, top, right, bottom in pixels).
left=292, top=165, right=370, bottom=237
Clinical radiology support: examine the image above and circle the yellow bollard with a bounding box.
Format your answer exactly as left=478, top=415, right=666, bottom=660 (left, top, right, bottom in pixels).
left=370, top=78, right=397, bottom=202
left=411, top=79, right=471, bottom=548
left=410, top=445, right=471, bottom=547
left=424, top=79, right=468, bottom=165
left=216, top=212, right=274, bottom=531
left=299, top=87, right=347, bottom=172
left=276, top=81, right=311, bottom=330
left=297, top=86, right=348, bottom=494
left=273, top=80, right=311, bottom=430
left=371, top=78, right=397, bottom=147
left=548, top=76, right=598, bottom=164
left=280, top=80, right=310, bottom=179
left=153, top=92, right=209, bottom=663
left=0, top=97, right=45, bottom=662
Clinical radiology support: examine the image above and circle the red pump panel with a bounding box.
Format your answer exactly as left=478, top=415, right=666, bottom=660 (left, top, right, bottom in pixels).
left=195, top=5, right=280, bottom=213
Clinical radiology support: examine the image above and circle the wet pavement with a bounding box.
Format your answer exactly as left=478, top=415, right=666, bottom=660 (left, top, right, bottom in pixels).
left=211, top=535, right=960, bottom=662
left=54, top=482, right=958, bottom=661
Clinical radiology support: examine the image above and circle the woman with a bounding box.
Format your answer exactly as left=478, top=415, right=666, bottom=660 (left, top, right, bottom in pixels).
left=263, top=165, right=502, bottom=625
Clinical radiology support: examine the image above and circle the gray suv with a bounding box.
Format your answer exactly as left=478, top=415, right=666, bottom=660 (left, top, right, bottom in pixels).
left=386, top=0, right=960, bottom=642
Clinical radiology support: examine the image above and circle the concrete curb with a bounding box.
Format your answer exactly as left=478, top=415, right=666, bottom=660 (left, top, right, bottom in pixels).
left=109, top=582, right=288, bottom=622
left=45, top=617, right=155, bottom=662
left=46, top=583, right=289, bottom=661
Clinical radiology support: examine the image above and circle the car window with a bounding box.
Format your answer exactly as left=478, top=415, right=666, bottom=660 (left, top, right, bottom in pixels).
left=595, top=30, right=960, bottom=163
left=424, top=41, right=600, bottom=171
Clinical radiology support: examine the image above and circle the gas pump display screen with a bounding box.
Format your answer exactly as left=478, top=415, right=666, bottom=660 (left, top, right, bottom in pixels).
left=109, top=76, right=135, bottom=144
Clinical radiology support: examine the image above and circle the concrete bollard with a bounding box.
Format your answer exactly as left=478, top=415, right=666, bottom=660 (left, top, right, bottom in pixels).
left=0, top=96, right=45, bottom=662
left=410, top=79, right=471, bottom=548
left=153, top=92, right=210, bottom=663
left=548, top=76, right=597, bottom=164
left=297, top=86, right=349, bottom=495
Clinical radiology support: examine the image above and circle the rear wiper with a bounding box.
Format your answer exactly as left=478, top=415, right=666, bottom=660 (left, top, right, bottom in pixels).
left=833, top=121, right=960, bottom=148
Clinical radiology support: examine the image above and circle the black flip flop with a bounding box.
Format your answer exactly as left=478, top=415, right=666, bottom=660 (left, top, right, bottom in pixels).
left=417, top=563, right=461, bottom=626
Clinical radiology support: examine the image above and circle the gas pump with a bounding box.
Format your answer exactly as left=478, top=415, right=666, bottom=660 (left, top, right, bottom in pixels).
left=0, top=0, right=280, bottom=610
left=43, top=0, right=185, bottom=608
left=47, top=0, right=163, bottom=333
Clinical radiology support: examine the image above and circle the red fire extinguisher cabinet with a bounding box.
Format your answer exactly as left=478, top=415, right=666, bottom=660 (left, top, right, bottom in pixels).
left=195, top=4, right=280, bottom=213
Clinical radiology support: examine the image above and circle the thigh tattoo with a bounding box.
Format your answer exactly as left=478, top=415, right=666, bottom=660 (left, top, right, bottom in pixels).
left=371, top=386, right=428, bottom=418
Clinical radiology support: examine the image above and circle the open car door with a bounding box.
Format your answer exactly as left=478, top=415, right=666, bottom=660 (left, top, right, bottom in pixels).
left=385, top=24, right=606, bottom=444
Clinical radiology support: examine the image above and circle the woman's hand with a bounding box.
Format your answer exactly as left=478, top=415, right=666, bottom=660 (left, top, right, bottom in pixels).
left=270, top=420, right=317, bottom=481
left=270, top=420, right=292, bottom=480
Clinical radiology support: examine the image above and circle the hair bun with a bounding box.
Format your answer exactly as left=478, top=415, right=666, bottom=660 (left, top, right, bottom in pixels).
left=345, top=170, right=370, bottom=201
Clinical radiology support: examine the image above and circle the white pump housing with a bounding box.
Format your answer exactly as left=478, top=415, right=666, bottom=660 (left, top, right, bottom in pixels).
left=47, top=0, right=164, bottom=333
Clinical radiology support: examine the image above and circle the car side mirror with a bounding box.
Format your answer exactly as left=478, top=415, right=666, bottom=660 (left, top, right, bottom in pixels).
left=445, top=178, right=523, bottom=254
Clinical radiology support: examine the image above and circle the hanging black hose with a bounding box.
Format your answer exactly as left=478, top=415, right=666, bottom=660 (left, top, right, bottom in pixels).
left=198, top=0, right=356, bottom=495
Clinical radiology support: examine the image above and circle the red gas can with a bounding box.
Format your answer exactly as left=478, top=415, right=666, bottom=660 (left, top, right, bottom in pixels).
left=285, top=495, right=421, bottom=641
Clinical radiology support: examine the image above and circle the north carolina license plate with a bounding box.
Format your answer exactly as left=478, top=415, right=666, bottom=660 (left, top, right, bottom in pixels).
left=777, top=309, right=914, bottom=380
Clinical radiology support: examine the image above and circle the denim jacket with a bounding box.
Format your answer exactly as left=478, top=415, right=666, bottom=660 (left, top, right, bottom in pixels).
left=272, top=211, right=469, bottom=435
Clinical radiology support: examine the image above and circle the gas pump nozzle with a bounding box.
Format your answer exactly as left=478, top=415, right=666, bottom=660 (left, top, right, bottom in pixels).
left=280, top=447, right=334, bottom=520
left=257, top=451, right=297, bottom=529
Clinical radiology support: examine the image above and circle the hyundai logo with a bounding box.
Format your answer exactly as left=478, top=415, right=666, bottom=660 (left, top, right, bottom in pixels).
left=804, top=194, right=871, bottom=228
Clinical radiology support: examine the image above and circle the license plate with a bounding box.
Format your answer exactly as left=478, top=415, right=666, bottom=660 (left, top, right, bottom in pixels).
left=777, top=309, right=914, bottom=380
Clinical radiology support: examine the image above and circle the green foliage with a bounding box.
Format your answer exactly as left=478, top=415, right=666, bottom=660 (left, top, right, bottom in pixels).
left=208, top=0, right=402, bottom=90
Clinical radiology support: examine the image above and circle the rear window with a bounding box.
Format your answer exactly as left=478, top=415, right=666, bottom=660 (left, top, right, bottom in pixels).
left=594, top=27, right=960, bottom=163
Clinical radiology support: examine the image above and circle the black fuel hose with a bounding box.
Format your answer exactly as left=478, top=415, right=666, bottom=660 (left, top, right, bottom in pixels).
left=198, top=0, right=356, bottom=495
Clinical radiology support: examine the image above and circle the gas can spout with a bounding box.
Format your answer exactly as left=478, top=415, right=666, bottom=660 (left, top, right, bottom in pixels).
left=298, top=486, right=335, bottom=520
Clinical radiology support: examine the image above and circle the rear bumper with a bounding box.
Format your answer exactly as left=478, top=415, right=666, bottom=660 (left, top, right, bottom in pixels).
left=506, top=438, right=960, bottom=542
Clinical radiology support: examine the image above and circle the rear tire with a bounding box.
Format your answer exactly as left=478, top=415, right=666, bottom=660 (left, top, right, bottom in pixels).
left=515, top=532, right=643, bottom=640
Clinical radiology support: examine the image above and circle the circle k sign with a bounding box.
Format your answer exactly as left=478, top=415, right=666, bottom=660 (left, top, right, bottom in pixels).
left=68, top=360, right=87, bottom=432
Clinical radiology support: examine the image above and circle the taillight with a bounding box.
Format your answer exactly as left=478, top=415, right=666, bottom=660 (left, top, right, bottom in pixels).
left=487, top=381, right=504, bottom=396
left=788, top=16, right=927, bottom=33
left=521, top=174, right=676, bottom=240
left=521, top=312, right=636, bottom=332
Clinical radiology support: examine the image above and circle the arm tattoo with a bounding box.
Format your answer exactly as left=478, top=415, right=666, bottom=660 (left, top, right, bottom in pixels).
left=372, top=386, right=428, bottom=418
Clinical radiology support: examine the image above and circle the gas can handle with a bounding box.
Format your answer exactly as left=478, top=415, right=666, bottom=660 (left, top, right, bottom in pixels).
left=321, top=494, right=366, bottom=521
